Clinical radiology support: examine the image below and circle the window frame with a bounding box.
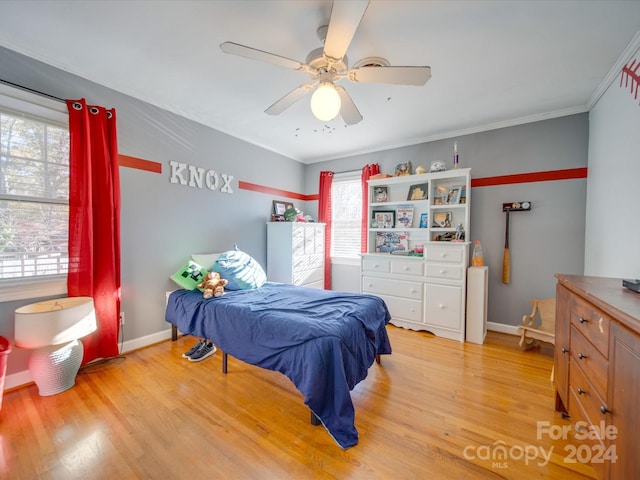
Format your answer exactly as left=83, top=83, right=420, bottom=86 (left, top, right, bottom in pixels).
left=0, top=83, right=69, bottom=301
left=330, top=170, right=362, bottom=266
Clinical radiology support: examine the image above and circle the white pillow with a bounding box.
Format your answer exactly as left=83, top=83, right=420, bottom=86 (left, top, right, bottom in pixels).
left=191, top=253, right=220, bottom=271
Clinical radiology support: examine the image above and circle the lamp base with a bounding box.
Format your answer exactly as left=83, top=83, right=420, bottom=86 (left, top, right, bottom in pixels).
left=28, top=339, right=84, bottom=396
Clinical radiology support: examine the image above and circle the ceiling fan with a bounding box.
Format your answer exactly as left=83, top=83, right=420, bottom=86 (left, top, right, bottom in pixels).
left=220, top=0, right=431, bottom=125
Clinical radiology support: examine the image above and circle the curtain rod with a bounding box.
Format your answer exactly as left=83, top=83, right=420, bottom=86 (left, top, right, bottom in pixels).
left=0, top=78, right=66, bottom=103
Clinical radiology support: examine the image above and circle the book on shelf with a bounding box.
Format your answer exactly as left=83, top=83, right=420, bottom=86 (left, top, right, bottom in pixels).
left=375, top=231, right=409, bottom=253
left=395, top=206, right=414, bottom=228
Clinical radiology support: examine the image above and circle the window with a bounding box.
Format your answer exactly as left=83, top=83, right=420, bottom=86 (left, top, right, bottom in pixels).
left=330, top=171, right=361, bottom=263
left=0, top=83, right=69, bottom=300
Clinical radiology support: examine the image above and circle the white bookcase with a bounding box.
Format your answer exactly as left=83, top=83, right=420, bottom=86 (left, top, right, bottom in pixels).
left=267, top=222, right=325, bottom=289
left=361, top=168, right=471, bottom=341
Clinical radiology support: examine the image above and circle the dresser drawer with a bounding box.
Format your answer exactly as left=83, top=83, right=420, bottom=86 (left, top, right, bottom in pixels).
left=569, top=360, right=610, bottom=441
left=425, top=263, right=463, bottom=281
left=570, top=325, right=608, bottom=397
left=362, top=256, right=390, bottom=274
left=379, top=294, right=423, bottom=323
left=390, top=259, right=424, bottom=276
left=425, top=245, right=464, bottom=263
left=362, top=276, right=423, bottom=300
left=570, top=295, right=611, bottom=357
left=425, top=284, right=462, bottom=328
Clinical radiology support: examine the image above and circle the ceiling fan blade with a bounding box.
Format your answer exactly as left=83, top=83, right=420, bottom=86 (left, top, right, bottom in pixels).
left=335, top=86, right=363, bottom=125
left=220, top=41, right=304, bottom=71
left=323, top=0, right=369, bottom=64
left=348, top=66, right=432, bottom=86
left=265, top=84, right=315, bottom=115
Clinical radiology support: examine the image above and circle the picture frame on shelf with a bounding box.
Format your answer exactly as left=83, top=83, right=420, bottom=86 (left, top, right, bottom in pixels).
left=433, top=211, right=452, bottom=228
left=419, top=213, right=429, bottom=228
left=396, top=206, right=414, bottom=228
left=272, top=200, right=288, bottom=216
left=372, top=210, right=395, bottom=229
left=446, top=185, right=463, bottom=204
left=394, top=162, right=412, bottom=176
left=407, top=183, right=428, bottom=200
left=375, top=231, right=408, bottom=253
left=373, top=186, right=389, bottom=203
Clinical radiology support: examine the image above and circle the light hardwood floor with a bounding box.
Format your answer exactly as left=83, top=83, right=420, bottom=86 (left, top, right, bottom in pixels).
left=1, top=327, right=598, bottom=479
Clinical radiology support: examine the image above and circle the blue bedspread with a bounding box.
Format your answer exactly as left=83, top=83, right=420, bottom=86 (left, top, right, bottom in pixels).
left=165, top=282, right=392, bottom=448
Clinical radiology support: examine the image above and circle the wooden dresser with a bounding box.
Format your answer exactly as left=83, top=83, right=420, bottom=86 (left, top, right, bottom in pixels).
left=554, top=274, right=640, bottom=480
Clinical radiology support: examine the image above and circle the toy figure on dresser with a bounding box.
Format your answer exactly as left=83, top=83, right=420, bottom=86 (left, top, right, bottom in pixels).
left=455, top=224, right=465, bottom=241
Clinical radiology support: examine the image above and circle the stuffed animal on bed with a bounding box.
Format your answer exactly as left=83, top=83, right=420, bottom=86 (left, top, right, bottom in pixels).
left=197, top=272, right=228, bottom=299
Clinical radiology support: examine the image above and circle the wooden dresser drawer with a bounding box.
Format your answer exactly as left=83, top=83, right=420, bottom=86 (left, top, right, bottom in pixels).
left=570, top=325, right=608, bottom=397
left=569, top=361, right=610, bottom=441
left=570, top=295, right=611, bottom=357
left=362, top=276, right=423, bottom=300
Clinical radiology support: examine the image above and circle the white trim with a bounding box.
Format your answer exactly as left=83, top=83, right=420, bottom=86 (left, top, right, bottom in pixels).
left=587, top=30, right=640, bottom=110
left=331, top=256, right=360, bottom=266
left=0, top=82, right=67, bottom=124
left=487, top=321, right=519, bottom=336
left=0, top=277, right=66, bottom=302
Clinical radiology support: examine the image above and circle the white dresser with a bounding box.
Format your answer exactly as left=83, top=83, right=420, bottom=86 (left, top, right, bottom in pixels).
left=361, top=242, right=468, bottom=341
left=266, top=222, right=325, bottom=289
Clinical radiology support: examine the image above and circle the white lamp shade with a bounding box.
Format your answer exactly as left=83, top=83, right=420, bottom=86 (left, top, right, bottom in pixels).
left=15, top=297, right=97, bottom=349
left=310, top=82, right=341, bottom=121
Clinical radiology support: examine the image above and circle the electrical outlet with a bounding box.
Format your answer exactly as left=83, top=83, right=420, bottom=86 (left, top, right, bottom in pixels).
left=120, top=312, right=125, bottom=325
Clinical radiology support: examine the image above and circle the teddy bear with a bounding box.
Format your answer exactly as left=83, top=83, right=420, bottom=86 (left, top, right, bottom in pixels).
left=197, top=271, right=228, bottom=299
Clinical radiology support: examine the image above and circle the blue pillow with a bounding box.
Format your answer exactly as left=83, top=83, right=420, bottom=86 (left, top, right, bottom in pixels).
left=212, top=245, right=266, bottom=290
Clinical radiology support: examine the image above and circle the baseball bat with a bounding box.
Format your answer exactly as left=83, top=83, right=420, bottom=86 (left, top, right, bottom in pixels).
left=502, top=208, right=510, bottom=284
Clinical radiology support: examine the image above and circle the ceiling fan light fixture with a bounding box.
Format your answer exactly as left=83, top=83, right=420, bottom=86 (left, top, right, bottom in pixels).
left=310, top=82, right=341, bottom=121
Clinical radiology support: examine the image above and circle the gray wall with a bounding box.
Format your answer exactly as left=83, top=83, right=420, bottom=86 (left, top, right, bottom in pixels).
left=305, top=114, right=589, bottom=328
left=0, top=47, right=305, bottom=378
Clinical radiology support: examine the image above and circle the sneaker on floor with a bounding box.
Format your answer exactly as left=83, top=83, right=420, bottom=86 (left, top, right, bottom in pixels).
left=188, top=342, right=217, bottom=362
left=182, top=339, right=205, bottom=358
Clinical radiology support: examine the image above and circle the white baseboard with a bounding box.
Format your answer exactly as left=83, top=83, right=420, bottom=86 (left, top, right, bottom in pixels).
left=3, top=328, right=175, bottom=392
left=487, top=321, right=519, bottom=335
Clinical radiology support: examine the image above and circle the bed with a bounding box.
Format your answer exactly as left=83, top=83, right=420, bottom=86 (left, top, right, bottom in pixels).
left=165, top=281, right=392, bottom=449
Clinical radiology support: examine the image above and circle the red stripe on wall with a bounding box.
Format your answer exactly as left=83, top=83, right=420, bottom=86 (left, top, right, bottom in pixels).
left=471, top=167, right=587, bottom=187
left=118, top=154, right=162, bottom=174
left=238, top=181, right=314, bottom=201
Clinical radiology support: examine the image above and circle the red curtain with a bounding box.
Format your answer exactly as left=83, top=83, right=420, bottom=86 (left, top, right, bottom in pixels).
left=318, top=171, right=334, bottom=290
left=66, top=99, right=121, bottom=364
left=361, top=164, right=380, bottom=253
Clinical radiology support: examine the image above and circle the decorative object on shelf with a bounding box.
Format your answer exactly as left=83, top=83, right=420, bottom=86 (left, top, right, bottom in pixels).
left=272, top=200, right=293, bottom=217
left=446, top=185, right=463, bottom=204
left=396, top=206, right=414, bottom=228
left=433, top=211, right=452, bottom=228
left=459, top=185, right=467, bottom=204
left=373, top=186, right=389, bottom=202
left=454, top=224, right=465, bottom=241
left=14, top=297, right=98, bottom=396
left=394, top=162, right=412, bottom=176
left=453, top=141, right=459, bottom=169
left=370, top=173, right=392, bottom=179
left=407, top=183, right=428, bottom=200
left=429, top=160, right=446, bottom=172
left=375, top=231, right=408, bottom=253
left=472, top=240, right=484, bottom=266
left=415, top=165, right=427, bottom=175
left=413, top=244, right=424, bottom=256
left=419, top=213, right=429, bottom=228
left=372, top=210, right=395, bottom=229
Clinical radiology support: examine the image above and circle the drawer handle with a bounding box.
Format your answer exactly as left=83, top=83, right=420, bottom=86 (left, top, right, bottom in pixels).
left=578, top=353, right=587, bottom=360
left=561, top=347, right=569, bottom=354
left=579, top=316, right=589, bottom=324
left=439, top=269, right=446, bottom=274
left=403, top=266, right=410, bottom=271
left=440, top=253, right=447, bottom=258
left=410, top=289, right=417, bottom=293
left=577, top=387, right=586, bottom=395
left=600, top=405, right=611, bottom=414
left=439, top=304, right=445, bottom=309
left=367, top=283, right=373, bottom=288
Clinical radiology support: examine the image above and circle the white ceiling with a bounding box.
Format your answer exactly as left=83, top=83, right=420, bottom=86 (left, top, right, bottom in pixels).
left=1, top=1, right=639, bottom=164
